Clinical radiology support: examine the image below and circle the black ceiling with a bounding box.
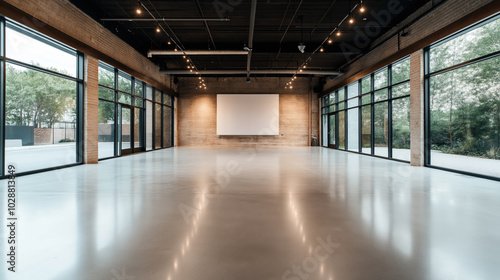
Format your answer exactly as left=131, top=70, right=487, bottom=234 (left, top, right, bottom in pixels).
left=69, top=0, right=426, bottom=76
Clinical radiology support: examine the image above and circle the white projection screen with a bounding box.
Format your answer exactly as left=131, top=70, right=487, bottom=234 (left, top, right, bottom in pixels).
left=217, top=94, right=279, bottom=135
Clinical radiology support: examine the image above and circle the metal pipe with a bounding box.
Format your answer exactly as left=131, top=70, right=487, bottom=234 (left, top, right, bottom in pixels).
left=161, top=70, right=343, bottom=76
left=148, top=50, right=248, bottom=57
left=246, top=0, right=258, bottom=79
left=100, top=18, right=230, bottom=22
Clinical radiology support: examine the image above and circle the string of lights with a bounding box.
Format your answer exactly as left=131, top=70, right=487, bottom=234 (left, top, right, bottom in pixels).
left=285, top=1, right=365, bottom=89
left=137, top=1, right=207, bottom=90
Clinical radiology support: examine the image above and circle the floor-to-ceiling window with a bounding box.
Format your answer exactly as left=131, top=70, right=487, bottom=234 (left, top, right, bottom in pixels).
left=320, top=57, right=410, bottom=161
left=426, top=15, right=500, bottom=178
left=1, top=17, right=83, bottom=175
left=97, top=62, right=172, bottom=160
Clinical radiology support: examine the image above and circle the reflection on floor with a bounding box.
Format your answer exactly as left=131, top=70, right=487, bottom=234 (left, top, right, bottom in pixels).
left=1, top=147, right=500, bottom=280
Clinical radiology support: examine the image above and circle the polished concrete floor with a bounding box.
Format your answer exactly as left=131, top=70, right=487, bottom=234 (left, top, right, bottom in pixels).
left=1, top=147, right=500, bottom=280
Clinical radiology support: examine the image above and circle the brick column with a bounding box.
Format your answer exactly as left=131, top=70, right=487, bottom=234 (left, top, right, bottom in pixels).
left=84, top=55, right=99, bottom=163
left=410, top=50, right=424, bottom=166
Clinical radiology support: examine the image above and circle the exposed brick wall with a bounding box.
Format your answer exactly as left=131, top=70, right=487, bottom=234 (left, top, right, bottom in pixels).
left=410, top=50, right=424, bottom=166
left=323, top=0, right=496, bottom=92
left=2, top=0, right=172, bottom=93
left=177, top=77, right=315, bottom=147
left=84, top=55, right=99, bottom=164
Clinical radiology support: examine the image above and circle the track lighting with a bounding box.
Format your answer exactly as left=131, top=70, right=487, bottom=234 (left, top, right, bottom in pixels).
left=328, top=37, right=333, bottom=44
left=320, top=47, right=324, bottom=52
left=156, top=26, right=161, bottom=33
left=349, top=17, right=354, bottom=24
left=336, top=31, right=341, bottom=36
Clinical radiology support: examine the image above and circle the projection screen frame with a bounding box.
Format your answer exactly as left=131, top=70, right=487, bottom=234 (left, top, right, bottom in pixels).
left=216, top=94, right=280, bottom=136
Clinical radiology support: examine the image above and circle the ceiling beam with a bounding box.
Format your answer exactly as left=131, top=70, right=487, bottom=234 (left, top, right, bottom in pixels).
left=100, top=18, right=230, bottom=22
left=161, top=70, right=343, bottom=76
left=148, top=50, right=249, bottom=57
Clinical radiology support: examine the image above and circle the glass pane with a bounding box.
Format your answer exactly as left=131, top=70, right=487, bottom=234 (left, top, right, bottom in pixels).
left=5, top=63, right=77, bottom=173
left=6, top=23, right=77, bottom=77
left=374, top=68, right=388, bottom=90
left=121, top=107, right=131, bottom=150
left=98, top=63, right=114, bottom=88
left=155, top=89, right=162, bottom=103
left=374, top=102, right=389, bottom=157
left=392, top=58, right=410, bottom=84
left=155, top=103, right=162, bottom=148
left=374, top=89, right=388, bottom=102
left=361, top=106, right=372, bottom=154
left=98, top=87, right=114, bottom=101
left=347, top=82, right=358, bottom=98
left=164, top=94, right=172, bottom=106
left=348, top=108, right=359, bottom=152
left=392, top=97, right=411, bottom=161
left=146, top=85, right=153, bottom=100
left=328, top=92, right=336, bottom=105
left=392, top=83, right=410, bottom=98
left=134, top=108, right=143, bottom=148
left=98, top=100, right=115, bottom=159
left=322, top=115, right=328, bottom=147
left=338, top=102, right=345, bottom=110
left=429, top=56, right=500, bottom=177
left=430, top=17, right=500, bottom=73
left=329, top=114, right=336, bottom=146
left=135, top=80, right=143, bottom=96
left=146, top=101, right=153, bottom=151
left=118, top=93, right=132, bottom=105
left=135, top=97, right=144, bottom=108
left=338, top=111, right=345, bottom=149
left=361, top=76, right=371, bottom=94
left=361, top=94, right=371, bottom=105
left=118, top=72, right=132, bottom=93
left=338, top=88, right=345, bottom=101
left=163, top=106, right=172, bottom=147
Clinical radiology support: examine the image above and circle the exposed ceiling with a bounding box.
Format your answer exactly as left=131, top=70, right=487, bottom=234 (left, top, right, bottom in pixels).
left=69, top=0, right=427, bottom=77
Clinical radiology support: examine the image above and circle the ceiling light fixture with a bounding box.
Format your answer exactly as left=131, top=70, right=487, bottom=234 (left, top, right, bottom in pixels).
left=320, top=47, right=324, bottom=52
left=328, top=37, right=333, bottom=44
left=136, top=1, right=142, bottom=14
left=298, top=43, right=306, bottom=54
left=156, top=26, right=161, bottom=33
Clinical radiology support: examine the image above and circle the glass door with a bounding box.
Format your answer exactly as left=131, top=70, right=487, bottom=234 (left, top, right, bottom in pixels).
left=133, top=107, right=144, bottom=153
left=120, top=105, right=133, bottom=155
left=328, top=114, right=336, bottom=148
